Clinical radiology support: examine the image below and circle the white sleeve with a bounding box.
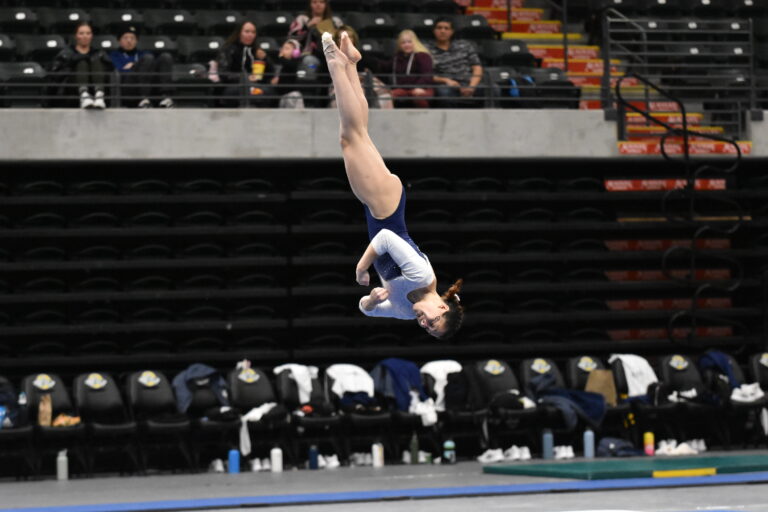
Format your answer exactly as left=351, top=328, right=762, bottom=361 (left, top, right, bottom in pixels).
left=359, top=296, right=414, bottom=320
left=370, top=229, right=433, bottom=284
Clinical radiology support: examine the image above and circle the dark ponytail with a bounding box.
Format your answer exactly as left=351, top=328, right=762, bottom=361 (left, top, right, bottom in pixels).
left=439, top=278, right=464, bottom=339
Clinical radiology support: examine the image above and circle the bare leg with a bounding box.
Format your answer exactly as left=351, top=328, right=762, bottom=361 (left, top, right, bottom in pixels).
left=323, top=32, right=401, bottom=219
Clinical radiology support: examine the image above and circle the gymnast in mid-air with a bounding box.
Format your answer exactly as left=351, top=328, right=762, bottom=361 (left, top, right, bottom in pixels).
left=321, top=30, right=464, bottom=339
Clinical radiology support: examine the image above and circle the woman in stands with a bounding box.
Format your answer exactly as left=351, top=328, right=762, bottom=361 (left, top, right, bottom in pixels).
left=51, top=21, right=109, bottom=109
left=216, top=21, right=276, bottom=107
left=288, top=0, right=343, bottom=57
left=321, top=31, right=464, bottom=339
left=388, top=29, right=434, bottom=108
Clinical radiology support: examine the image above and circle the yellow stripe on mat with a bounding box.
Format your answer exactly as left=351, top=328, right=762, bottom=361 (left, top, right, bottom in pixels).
left=653, top=468, right=716, bottom=478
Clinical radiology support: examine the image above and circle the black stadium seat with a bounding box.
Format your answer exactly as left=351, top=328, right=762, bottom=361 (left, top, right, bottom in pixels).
left=0, top=8, right=38, bottom=35
left=90, top=8, right=144, bottom=36
left=483, top=39, right=536, bottom=67
left=37, top=8, right=90, bottom=35
left=137, top=35, right=178, bottom=56
left=177, top=36, right=225, bottom=63
left=14, top=35, right=65, bottom=64
left=0, top=34, right=15, bottom=61
left=0, top=61, right=47, bottom=107
left=196, top=10, right=244, bottom=37
left=143, top=9, right=199, bottom=36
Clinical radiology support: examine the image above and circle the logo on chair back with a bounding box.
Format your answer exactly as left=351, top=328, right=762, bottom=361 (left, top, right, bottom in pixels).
left=669, top=355, right=689, bottom=371
left=85, top=373, right=107, bottom=390
left=483, top=360, right=505, bottom=376
left=577, top=356, right=597, bottom=373
left=760, top=353, right=768, bottom=368
left=138, top=371, right=161, bottom=388
left=238, top=368, right=260, bottom=384
left=531, top=358, right=551, bottom=374
left=33, top=373, right=56, bottom=391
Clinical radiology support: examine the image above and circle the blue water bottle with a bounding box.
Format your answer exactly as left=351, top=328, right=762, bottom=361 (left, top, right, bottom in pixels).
left=542, top=429, right=554, bottom=460
left=228, top=449, right=240, bottom=473
left=308, top=444, right=319, bottom=470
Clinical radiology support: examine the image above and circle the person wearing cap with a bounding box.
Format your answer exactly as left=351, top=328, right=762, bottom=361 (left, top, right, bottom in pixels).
left=109, top=25, right=175, bottom=108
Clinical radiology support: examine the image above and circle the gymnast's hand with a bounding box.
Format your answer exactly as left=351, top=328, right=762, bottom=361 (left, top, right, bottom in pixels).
left=369, top=287, right=389, bottom=304
left=356, top=267, right=370, bottom=286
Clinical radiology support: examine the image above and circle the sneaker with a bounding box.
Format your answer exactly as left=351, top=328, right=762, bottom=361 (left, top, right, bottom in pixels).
left=318, top=454, right=327, bottom=468
left=693, top=439, right=707, bottom=453
left=261, top=458, right=271, bottom=471
left=671, top=442, right=697, bottom=456
left=554, top=446, right=567, bottom=460
left=477, top=448, right=504, bottom=464
left=565, top=446, right=575, bottom=459
left=418, top=451, right=430, bottom=464
left=363, top=453, right=373, bottom=466
left=250, top=458, right=262, bottom=472
left=519, top=446, right=532, bottom=461
left=80, top=91, right=94, bottom=109
left=158, top=97, right=175, bottom=108
left=325, top=454, right=340, bottom=469
left=352, top=452, right=366, bottom=466
left=503, top=445, right=520, bottom=461
left=209, top=458, right=225, bottom=473
left=93, top=90, right=106, bottom=109
left=402, top=450, right=410, bottom=465
left=138, top=98, right=152, bottom=108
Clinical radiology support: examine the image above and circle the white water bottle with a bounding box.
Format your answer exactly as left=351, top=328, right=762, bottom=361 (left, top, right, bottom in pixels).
left=56, top=450, right=68, bottom=480
left=270, top=446, right=283, bottom=473
left=371, top=442, right=384, bottom=468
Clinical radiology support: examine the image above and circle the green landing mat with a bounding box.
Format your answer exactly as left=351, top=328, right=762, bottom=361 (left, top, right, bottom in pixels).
left=482, top=455, right=768, bottom=480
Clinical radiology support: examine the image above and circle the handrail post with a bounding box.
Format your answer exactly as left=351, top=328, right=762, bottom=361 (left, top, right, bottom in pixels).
left=562, top=0, right=569, bottom=73
left=601, top=12, right=611, bottom=109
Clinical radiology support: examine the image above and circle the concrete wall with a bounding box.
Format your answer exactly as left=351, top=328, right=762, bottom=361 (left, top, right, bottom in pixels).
left=0, top=109, right=763, bottom=161
left=0, top=109, right=618, bottom=161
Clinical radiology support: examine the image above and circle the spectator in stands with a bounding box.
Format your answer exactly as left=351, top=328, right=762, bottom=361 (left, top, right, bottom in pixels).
left=329, top=26, right=392, bottom=109
left=216, top=21, right=276, bottom=107
left=388, top=29, right=434, bottom=108
left=271, top=39, right=304, bottom=108
left=109, top=25, right=174, bottom=108
left=425, top=17, right=484, bottom=107
left=51, top=21, right=110, bottom=109
left=289, top=0, right=343, bottom=58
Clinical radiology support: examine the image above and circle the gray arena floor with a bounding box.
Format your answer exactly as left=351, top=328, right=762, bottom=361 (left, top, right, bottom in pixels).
left=2, top=453, right=767, bottom=512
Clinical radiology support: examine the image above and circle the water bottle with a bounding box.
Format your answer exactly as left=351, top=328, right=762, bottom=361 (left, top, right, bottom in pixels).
left=371, top=442, right=384, bottom=468
left=542, top=429, right=554, bottom=460
left=442, top=439, right=456, bottom=464
left=228, top=449, right=240, bottom=473
left=270, top=446, right=283, bottom=473
left=308, top=444, right=319, bottom=470
left=409, top=433, right=419, bottom=464
left=56, top=450, right=68, bottom=481
left=583, top=429, right=595, bottom=459
left=644, top=431, right=655, bottom=456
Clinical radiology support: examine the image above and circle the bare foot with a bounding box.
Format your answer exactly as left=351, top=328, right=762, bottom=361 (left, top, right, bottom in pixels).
left=321, top=32, right=349, bottom=65
left=339, top=31, right=361, bottom=64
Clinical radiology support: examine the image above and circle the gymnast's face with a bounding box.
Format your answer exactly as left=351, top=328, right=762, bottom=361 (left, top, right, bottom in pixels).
left=413, top=300, right=448, bottom=338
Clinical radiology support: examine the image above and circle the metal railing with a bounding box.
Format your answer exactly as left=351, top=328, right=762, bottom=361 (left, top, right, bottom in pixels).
left=602, top=11, right=756, bottom=141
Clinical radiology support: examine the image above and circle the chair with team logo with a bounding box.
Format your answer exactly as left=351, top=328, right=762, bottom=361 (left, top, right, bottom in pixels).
left=566, top=355, right=636, bottom=443
left=657, top=354, right=725, bottom=445
left=22, top=372, right=87, bottom=476
left=73, top=372, right=140, bottom=475
left=228, top=366, right=291, bottom=468
left=463, top=359, right=541, bottom=453
left=0, top=375, right=35, bottom=478
left=274, top=364, right=344, bottom=465
left=518, top=358, right=588, bottom=445
left=126, top=370, right=194, bottom=472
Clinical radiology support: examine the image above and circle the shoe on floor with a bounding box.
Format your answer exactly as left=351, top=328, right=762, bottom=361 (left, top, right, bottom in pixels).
left=159, top=96, right=175, bottom=108
left=477, top=448, right=504, bottom=464
left=363, top=453, right=373, bottom=466
left=325, top=454, right=340, bottom=469
left=80, top=91, right=94, bottom=109
left=250, top=458, right=262, bottom=472
left=318, top=454, right=327, bottom=468
left=671, top=442, right=698, bottom=456
left=554, top=446, right=567, bottom=460
left=138, top=98, right=152, bottom=108
left=210, top=458, right=225, bottom=473
left=519, top=446, right=531, bottom=460
left=261, top=458, right=271, bottom=471
left=93, top=90, right=106, bottom=109
left=503, top=445, right=520, bottom=461
left=565, top=445, right=575, bottom=459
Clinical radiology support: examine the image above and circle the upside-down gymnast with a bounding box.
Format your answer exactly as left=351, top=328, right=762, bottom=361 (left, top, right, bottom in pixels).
left=321, top=31, right=464, bottom=339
